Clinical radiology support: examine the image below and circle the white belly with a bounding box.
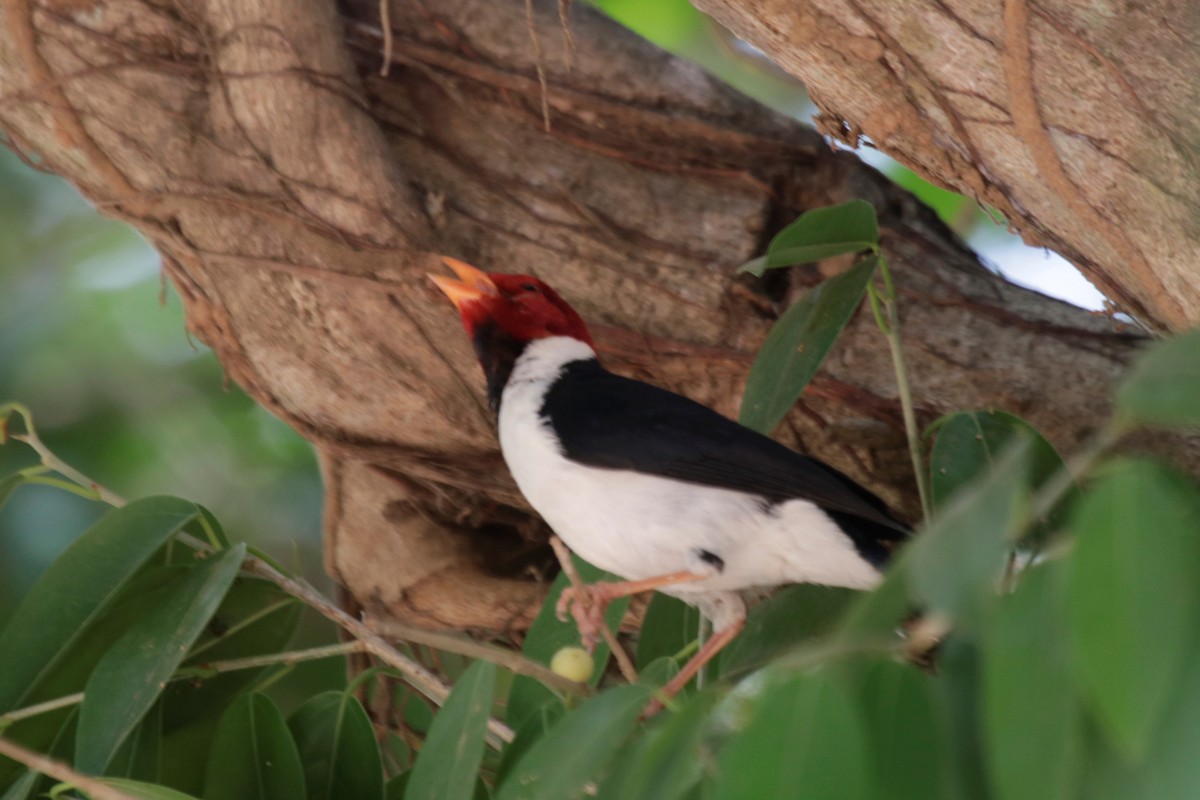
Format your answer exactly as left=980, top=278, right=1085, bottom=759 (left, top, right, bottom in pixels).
left=498, top=339, right=880, bottom=594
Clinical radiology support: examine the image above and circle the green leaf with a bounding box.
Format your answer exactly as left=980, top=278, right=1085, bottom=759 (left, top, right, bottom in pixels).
left=908, top=441, right=1031, bottom=627
left=719, top=585, right=855, bottom=680
left=1078, top=652, right=1200, bottom=800
left=0, top=473, right=23, bottom=512
left=934, top=639, right=990, bottom=799
left=715, top=672, right=868, bottom=800
left=385, top=773, right=409, bottom=800
left=89, top=779, right=203, bottom=799
left=164, top=579, right=301, bottom=732
left=929, top=410, right=1074, bottom=539
left=739, top=256, right=877, bottom=434
left=76, top=544, right=245, bottom=774
left=496, top=685, right=652, bottom=800
left=855, top=661, right=952, bottom=800
left=107, top=698, right=164, bottom=783
left=287, top=691, right=383, bottom=800
left=0, top=496, right=201, bottom=712
left=983, top=564, right=1082, bottom=800
left=493, top=703, right=563, bottom=788
left=505, top=558, right=629, bottom=729
left=406, top=660, right=495, bottom=800
left=836, top=549, right=915, bottom=642
left=202, top=693, right=306, bottom=800
left=0, top=771, right=38, bottom=800
left=596, top=691, right=719, bottom=800
left=740, top=200, right=880, bottom=275
left=1065, top=459, right=1200, bottom=759
left=636, top=595, right=700, bottom=672
left=1115, top=329, right=1200, bottom=428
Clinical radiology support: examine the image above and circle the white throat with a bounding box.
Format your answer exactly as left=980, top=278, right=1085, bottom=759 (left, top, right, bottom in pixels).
left=507, top=336, right=597, bottom=390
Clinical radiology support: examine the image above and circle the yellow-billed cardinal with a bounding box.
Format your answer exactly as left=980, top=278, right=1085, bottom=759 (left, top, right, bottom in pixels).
left=431, top=257, right=909, bottom=702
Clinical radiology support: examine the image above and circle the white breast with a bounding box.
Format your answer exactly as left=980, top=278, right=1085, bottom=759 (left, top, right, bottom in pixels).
left=498, top=337, right=881, bottom=594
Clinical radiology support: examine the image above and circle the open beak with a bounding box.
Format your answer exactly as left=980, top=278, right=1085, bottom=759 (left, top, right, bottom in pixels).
left=429, top=257, right=497, bottom=309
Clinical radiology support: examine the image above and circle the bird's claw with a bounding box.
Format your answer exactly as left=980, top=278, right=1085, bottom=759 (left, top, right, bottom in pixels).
left=556, top=585, right=608, bottom=652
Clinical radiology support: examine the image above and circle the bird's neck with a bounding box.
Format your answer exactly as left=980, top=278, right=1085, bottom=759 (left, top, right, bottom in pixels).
left=473, top=327, right=596, bottom=413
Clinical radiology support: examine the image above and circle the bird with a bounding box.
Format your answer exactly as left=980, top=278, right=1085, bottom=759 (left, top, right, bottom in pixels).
left=430, top=256, right=910, bottom=705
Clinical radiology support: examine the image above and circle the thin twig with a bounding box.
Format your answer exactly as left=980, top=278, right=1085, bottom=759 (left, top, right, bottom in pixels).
left=367, top=615, right=593, bottom=697
left=0, top=403, right=516, bottom=746
left=525, top=0, right=552, bottom=132
left=868, top=259, right=931, bottom=520
left=557, top=0, right=575, bottom=71
left=176, top=640, right=366, bottom=679
left=0, top=692, right=84, bottom=729
left=549, top=537, right=639, bottom=683
left=378, top=0, right=394, bottom=76
left=3, top=403, right=125, bottom=506
left=0, top=736, right=139, bottom=800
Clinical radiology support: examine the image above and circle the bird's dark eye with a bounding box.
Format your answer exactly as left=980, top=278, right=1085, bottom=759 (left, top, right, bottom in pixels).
left=520, top=282, right=538, bottom=293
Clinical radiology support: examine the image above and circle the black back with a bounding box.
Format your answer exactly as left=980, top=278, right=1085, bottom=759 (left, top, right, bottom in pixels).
left=538, top=359, right=909, bottom=567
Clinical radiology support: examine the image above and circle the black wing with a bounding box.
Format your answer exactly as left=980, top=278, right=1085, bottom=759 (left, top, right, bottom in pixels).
left=540, top=360, right=909, bottom=564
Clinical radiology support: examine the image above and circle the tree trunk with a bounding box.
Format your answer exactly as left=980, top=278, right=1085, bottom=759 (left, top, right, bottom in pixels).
left=694, top=0, right=1200, bottom=332
left=0, top=0, right=1190, bottom=633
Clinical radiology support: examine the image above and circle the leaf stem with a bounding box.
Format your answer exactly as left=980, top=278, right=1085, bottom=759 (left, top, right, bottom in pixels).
left=0, top=692, right=84, bottom=729
left=870, top=257, right=931, bottom=521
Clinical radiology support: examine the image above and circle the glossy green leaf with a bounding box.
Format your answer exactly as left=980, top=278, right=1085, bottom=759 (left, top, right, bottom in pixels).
left=0, top=496, right=201, bottom=712
left=493, top=703, right=563, bottom=788
left=107, top=698, right=164, bottom=783
left=90, top=779, right=202, bottom=799
left=1115, top=329, right=1200, bottom=428
left=164, top=578, right=302, bottom=732
left=715, top=673, right=868, bottom=800
left=984, top=565, right=1082, bottom=800
left=719, top=585, right=855, bottom=680
left=77, top=544, right=245, bottom=774
left=908, top=442, right=1031, bottom=627
left=740, top=256, right=877, bottom=434
left=1066, top=459, right=1200, bottom=759
left=406, top=660, right=495, bottom=800
left=496, top=684, right=652, bottom=800
left=287, top=691, right=383, bottom=800
left=202, top=693, right=306, bottom=800
left=929, top=410, right=1074, bottom=538
left=855, top=661, right=952, bottom=800
left=636, top=595, right=700, bottom=672
left=596, top=692, right=719, bottom=800
left=505, top=557, right=629, bottom=729
left=740, top=200, right=880, bottom=275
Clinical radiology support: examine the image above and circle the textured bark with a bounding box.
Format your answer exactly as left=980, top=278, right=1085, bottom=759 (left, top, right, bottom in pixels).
left=0, top=0, right=1192, bottom=633
left=693, top=0, right=1200, bottom=332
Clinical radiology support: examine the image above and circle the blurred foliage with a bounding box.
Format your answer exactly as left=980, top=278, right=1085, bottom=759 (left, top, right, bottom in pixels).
left=0, top=149, right=324, bottom=625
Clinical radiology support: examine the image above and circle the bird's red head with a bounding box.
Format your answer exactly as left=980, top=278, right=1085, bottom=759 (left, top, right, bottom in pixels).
left=429, top=257, right=594, bottom=347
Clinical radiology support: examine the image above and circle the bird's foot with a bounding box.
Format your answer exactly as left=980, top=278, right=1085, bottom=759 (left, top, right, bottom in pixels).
left=556, top=584, right=613, bottom=652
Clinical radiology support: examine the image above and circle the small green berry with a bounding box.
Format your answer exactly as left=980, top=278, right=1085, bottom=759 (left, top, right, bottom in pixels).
left=550, top=646, right=594, bottom=682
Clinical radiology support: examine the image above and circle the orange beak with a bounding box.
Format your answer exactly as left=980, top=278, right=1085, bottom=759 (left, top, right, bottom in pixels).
left=429, top=257, right=497, bottom=309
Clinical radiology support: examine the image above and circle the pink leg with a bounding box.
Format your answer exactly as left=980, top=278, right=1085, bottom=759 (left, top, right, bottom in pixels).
left=644, top=612, right=746, bottom=717
left=556, top=571, right=706, bottom=651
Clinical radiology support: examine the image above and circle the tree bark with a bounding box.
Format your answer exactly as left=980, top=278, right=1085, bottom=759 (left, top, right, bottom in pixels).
left=693, top=0, right=1200, bottom=332
left=0, top=0, right=1191, bottom=633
